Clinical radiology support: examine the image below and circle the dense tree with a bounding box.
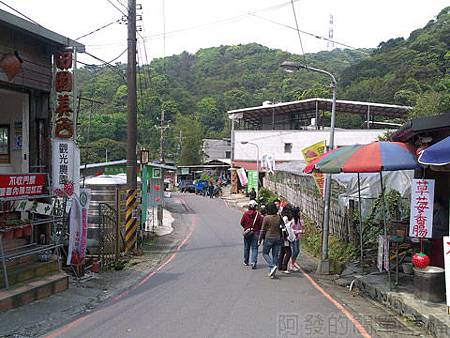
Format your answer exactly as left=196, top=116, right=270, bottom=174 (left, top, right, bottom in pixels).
left=75, top=6, right=449, bottom=164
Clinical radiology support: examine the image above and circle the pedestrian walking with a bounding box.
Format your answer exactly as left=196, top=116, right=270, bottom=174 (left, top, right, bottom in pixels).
left=240, top=200, right=263, bottom=269
left=278, top=206, right=296, bottom=274
left=258, top=202, right=283, bottom=278
left=249, top=187, right=256, bottom=201
left=208, top=180, right=215, bottom=198
left=290, top=207, right=304, bottom=272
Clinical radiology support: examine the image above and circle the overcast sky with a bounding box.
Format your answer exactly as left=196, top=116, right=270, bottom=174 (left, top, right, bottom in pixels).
left=1, top=0, right=448, bottom=65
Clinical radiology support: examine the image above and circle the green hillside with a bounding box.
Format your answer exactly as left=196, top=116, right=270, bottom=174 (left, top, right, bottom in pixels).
left=341, top=6, right=449, bottom=116
left=76, top=6, right=449, bottom=165
left=77, top=45, right=367, bottom=164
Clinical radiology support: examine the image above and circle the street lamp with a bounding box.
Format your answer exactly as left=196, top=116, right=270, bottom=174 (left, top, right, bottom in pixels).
left=281, top=60, right=337, bottom=275
left=241, top=141, right=260, bottom=199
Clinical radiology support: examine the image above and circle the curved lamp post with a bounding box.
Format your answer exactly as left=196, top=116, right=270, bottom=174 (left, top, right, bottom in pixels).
left=241, top=141, right=259, bottom=198
left=281, top=60, right=337, bottom=274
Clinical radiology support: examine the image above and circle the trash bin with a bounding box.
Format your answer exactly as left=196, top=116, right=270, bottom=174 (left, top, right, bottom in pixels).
left=413, top=266, right=445, bottom=303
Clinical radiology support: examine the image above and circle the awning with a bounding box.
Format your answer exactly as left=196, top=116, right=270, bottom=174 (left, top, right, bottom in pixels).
left=232, top=160, right=284, bottom=171
left=419, top=136, right=450, bottom=166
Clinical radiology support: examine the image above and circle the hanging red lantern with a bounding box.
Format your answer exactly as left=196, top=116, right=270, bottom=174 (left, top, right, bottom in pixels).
left=0, top=51, right=23, bottom=81
left=412, top=252, right=430, bottom=269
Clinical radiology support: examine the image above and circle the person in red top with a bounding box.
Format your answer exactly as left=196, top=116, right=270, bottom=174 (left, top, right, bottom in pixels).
left=240, top=200, right=263, bottom=269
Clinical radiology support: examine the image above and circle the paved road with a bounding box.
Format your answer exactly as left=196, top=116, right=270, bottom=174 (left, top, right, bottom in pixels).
left=48, top=194, right=366, bottom=338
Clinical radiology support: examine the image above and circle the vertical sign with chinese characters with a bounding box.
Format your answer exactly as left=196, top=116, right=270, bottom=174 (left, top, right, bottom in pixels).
left=53, top=51, right=74, bottom=139
left=443, top=237, right=450, bottom=308
left=409, top=179, right=434, bottom=238
left=51, top=139, right=80, bottom=197
left=247, top=170, right=258, bottom=193
left=67, top=189, right=91, bottom=265
left=237, top=168, right=248, bottom=186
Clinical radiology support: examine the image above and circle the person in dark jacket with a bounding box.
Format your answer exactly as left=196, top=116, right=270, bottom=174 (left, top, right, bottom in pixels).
left=249, top=187, right=256, bottom=201
left=240, top=200, right=263, bottom=269
left=258, top=202, right=283, bottom=278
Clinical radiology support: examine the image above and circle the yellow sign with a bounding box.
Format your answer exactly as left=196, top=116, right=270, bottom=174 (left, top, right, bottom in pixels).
left=302, top=140, right=326, bottom=197
left=301, top=140, right=326, bottom=164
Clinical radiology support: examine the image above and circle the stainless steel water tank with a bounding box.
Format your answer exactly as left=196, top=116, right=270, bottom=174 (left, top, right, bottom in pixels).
left=84, top=175, right=127, bottom=253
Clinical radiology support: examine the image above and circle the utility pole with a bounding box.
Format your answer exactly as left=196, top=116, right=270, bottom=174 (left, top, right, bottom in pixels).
left=125, top=0, right=139, bottom=253
left=127, top=0, right=137, bottom=189
left=157, top=110, right=169, bottom=163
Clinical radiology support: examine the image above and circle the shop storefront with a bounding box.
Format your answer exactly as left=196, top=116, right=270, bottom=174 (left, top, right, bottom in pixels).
left=392, top=114, right=450, bottom=270
left=0, top=9, right=84, bottom=309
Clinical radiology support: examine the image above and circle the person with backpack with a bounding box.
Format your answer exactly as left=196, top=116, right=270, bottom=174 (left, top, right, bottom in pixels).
left=278, top=205, right=296, bottom=274
left=289, top=207, right=304, bottom=272
left=240, top=200, right=263, bottom=269
left=258, top=202, right=284, bottom=278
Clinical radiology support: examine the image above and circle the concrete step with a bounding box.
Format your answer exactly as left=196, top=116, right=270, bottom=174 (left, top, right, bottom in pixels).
left=0, top=272, right=68, bottom=312
left=0, top=259, right=59, bottom=288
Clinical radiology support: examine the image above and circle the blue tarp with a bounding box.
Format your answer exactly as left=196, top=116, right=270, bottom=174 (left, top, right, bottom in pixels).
left=418, top=136, right=450, bottom=166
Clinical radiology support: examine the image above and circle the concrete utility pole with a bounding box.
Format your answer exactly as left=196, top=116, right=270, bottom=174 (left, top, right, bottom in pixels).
left=156, top=109, right=170, bottom=163
left=127, top=0, right=137, bottom=189
left=280, top=61, right=337, bottom=275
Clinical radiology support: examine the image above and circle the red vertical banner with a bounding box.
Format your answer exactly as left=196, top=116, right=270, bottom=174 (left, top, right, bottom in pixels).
left=53, top=51, right=74, bottom=139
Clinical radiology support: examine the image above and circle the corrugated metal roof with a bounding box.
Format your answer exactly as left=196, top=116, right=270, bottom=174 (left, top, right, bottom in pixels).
left=391, top=114, right=450, bottom=142
left=0, top=8, right=85, bottom=51
left=228, top=98, right=411, bottom=126
left=82, top=160, right=176, bottom=171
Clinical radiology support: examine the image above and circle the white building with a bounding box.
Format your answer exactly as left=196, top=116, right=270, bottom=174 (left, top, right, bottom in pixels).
left=228, top=98, right=411, bottom=170
left=202, top=138, right=231, bottom=163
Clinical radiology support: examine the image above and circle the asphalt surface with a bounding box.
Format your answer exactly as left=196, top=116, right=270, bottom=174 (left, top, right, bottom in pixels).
left=47, top=194, right=365, bottom=338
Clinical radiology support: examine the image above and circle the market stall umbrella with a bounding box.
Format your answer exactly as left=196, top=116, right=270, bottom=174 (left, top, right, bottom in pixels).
left=315, top=142, right=418, bottom=173
left=418, top=136, right=450, bottom=166
left=303, top=149, right=337, bottom=174
left=312, top=141, right=418, bottom=284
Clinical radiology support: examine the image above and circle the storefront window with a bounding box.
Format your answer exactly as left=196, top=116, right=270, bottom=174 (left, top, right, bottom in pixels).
left=0, top=125, right=10, bottom=163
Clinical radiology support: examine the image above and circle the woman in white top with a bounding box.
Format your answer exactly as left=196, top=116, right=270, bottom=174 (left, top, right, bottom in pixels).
left=278, top=206, right=296, bottom=274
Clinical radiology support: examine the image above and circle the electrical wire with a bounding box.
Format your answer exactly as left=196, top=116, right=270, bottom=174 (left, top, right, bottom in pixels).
left=0, top=0, right=40, bottom=25
left=76, top=19, right=121, bottom=40
left=81, top=51, right=126, bottom=81
left=107, top=47, right=128, bottom=64
left=140, top=0, right=300, bottom=41
left=137, top=33, right=151, bottom=89
left=247, top=12, right=365, bottom=52
left=162, top=0, right=166, bottom=73
left=290, top=0, right=306, bottom=62
left=115, top=0, right=128, bottom=11
left=106, top=0, right=127, bottom=17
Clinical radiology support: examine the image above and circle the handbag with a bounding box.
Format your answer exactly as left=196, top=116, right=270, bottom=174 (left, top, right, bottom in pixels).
left=243, top=212, right=259, bottom=239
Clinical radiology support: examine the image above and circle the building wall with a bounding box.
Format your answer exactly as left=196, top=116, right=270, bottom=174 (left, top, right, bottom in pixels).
left=0, top=24, right=53, bottom=92
left=234, top=129, right=388, bottom=162
left=202, top=139, right=231, bottom=162
left=0, top=23, right=54, bottom=174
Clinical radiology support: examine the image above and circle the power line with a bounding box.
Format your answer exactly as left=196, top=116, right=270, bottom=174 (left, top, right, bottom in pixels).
left=115, top=0, right=128, bottom=11
left=76, top=19, right=122, bottom=40
left=0, top=1, right=40, bottom=25
left=80, top=51, right=126, bottom=81
left=107, top=47, right=128, bottom=64
left=290, top=0, right=306, bottom=62
left=106, top=0, right=127, bottom=17
left=162, top=0, right=166, bottom=73
left=248, top=12, right=364, bottom=52
left=141, top=0, right=300, bottom=41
